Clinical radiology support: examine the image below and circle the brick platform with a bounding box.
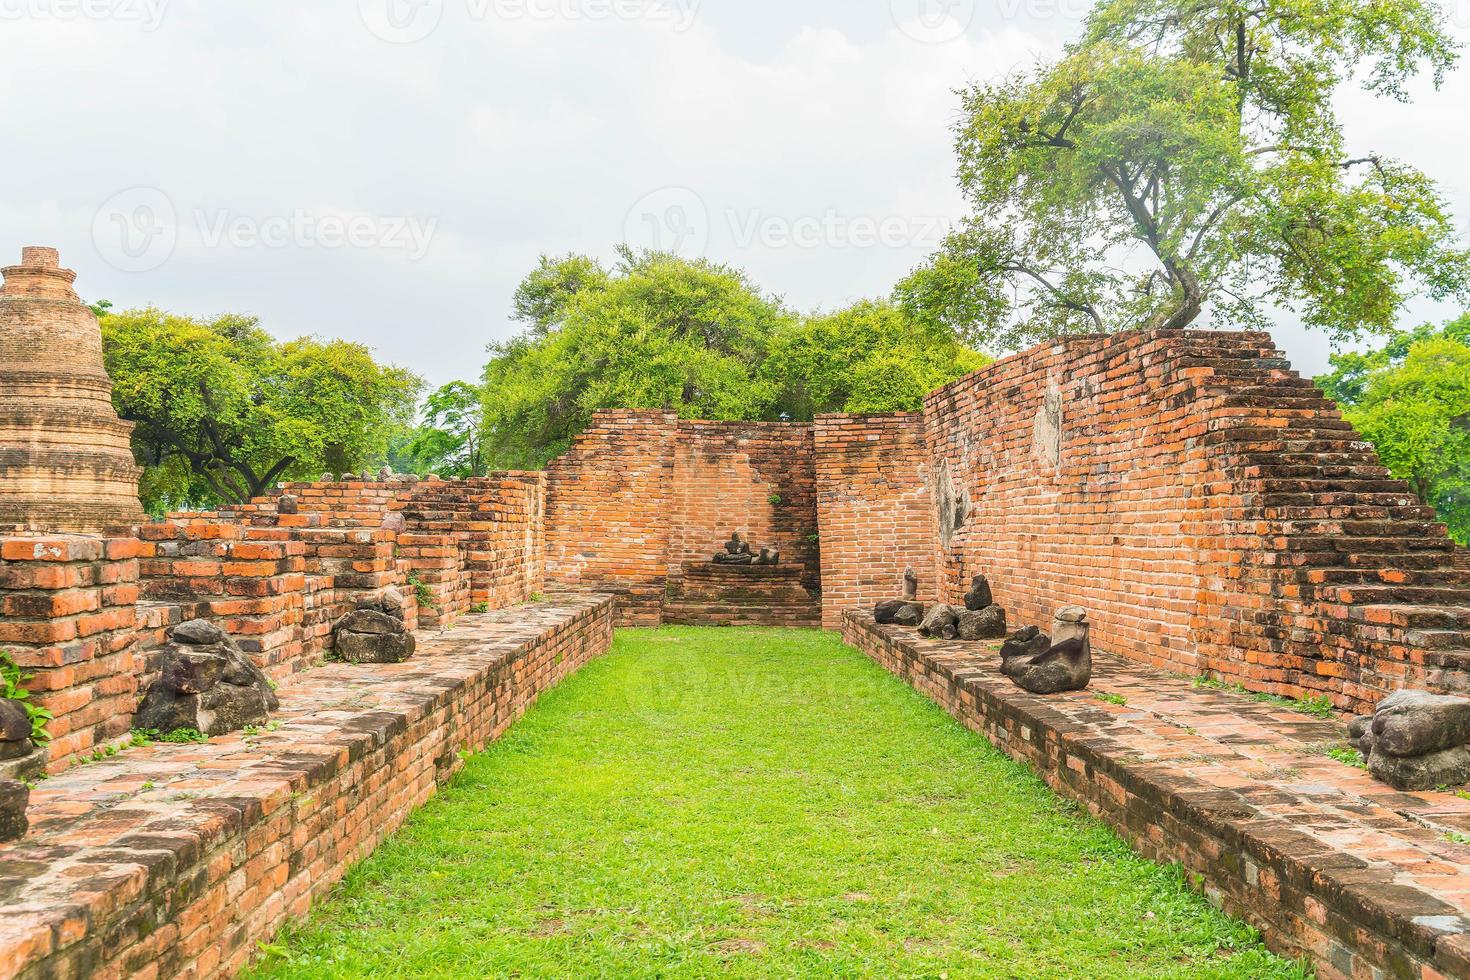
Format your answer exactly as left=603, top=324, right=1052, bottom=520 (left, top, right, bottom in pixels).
left=0, top=595, right=614, bottom=980
left=662, top=563, right=821, bottom=628
left=844, top=611, right=1470, bottom=980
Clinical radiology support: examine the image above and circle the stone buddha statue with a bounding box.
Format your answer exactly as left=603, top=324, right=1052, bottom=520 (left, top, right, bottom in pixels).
left=713, top=532, right=755, bottom=565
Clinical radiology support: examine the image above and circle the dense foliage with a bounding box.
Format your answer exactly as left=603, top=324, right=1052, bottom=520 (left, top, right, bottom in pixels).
left=1317, top=315, right=1470, bottom=544
left=390, top=382, right=487, bottom=478
left=102, top=309, right=422, bottom=511
left=479, top=250, right=986, bottom=470
left=899, top=0, right=1470, bottom=351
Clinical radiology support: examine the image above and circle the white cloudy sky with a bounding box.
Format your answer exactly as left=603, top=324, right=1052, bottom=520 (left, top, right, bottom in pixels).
left=3, top=0, right=1469, bottom=388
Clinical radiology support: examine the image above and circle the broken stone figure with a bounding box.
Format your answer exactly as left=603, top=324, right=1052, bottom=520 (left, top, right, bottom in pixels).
left=874, top=567, right=926, bottom=626
left=135, top=620, right=280, bottom=738
left=0, top=779, right=26, bottom=843
left=919, top=604, right=961, bottom=639
left=1349, top=690, right=1470, bottom=791
left=334, top=587, right=417, bottom=664
left=277, top=493, right=299, bottom=515
left=1003, top=607, right=1092, bottom=694
left=0, top=699, right=33, bottom=763
left=947, top=574, right=1006, bottom=640
left=713, top=532, right=755, bottom=565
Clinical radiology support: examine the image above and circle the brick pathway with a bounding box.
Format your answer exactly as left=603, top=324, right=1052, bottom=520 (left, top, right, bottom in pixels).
left=846, top=614, right=1470, bottom=978
left=0, top=596, right=613, bottom=980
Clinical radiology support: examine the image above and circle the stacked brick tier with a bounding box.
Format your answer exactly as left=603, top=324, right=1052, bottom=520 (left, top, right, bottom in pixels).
left=0, top=247, right=145, bottom=533
left=400, top=475, right=546, bottom=612
left=662, top=564, right=821, bottom=628
left=922, top=329, right=1470, bottom=713
left=0, top=596, right=615, bottom=980
left=0, top=536, right=144, bottom=772
left=844, top=612, right=1470, bottom=980
left=813, top=413, right=936, bottom=629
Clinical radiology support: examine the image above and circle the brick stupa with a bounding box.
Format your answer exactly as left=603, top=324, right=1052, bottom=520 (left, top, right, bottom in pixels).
left=0, top=246, right=145, bottom=533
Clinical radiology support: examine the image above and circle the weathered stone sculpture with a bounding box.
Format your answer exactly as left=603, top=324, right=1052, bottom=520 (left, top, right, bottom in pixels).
left=381, top=512, right=407, bottom=534
left=0, top=779, right=27, bottom=843
left=753, top=548, right=780, bottom=566
left=1000, top=626, right=1052, bottom=678
left=875, top=568, right=927, bottom=625
left=903, top=568, right=919, bottom=601
left=964, top=575, right=994, bottom=611
left=278, top=493, right=300, bottom=515
left=0, top=247, right=146, bottom=533
left=1051, top=606, right=1091, bottom=658
left=334, top=587, right=416, bottom=664
left=958, top=604, right=1007, bottom=640
left=1349, top=690, right=1470, bottom=791
left=712, top=531, right=756, bottom=565
left=919, top=604, right=960, bottom=639
left=1010, top=637, right=1092, bottom=695
left=0, top=699, right=32, bottom=762
left=135, top=620, right=279, bottom=737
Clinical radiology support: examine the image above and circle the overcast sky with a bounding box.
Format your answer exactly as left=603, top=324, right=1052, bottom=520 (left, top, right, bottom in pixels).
left=4, top=0, right=1469, bottom=388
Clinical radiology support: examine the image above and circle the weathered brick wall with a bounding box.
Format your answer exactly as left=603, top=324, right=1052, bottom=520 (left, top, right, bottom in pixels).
left=545, top=411, right=677, bottom=625
left=544, top=411, right=820, bottom=626
left=813, top=413, right=936, bottom=629
left=0, top=536, right=143, bottom=771
left=1, top=597, right=616, bottom=980
left=921, top=329, right=1470, bottom=712
left=667, top=421, right=819, bottom=591
left=402, top=475, right=546, bottom=612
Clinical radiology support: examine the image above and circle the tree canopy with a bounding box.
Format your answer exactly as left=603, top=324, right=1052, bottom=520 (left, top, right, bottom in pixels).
left=1317, top=315, right=1470, bottom=544
left=102, top=308, right=421, bottom=511
left=390, top=381, right=488, bottom=478
left=480, top=250, right=987, bottom=469
left=899, top=0, right=1470, bottom=352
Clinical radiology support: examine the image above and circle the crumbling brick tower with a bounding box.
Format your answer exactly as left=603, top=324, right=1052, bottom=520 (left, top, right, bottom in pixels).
left=0, top=246, right=146, bottom=533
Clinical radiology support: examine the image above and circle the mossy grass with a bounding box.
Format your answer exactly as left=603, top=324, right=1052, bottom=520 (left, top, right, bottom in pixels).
left=250, top=627, right=1309, bottom=979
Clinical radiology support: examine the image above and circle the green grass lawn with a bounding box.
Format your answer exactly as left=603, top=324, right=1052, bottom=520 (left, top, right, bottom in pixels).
left=249, top=627, right=1309, bottom=979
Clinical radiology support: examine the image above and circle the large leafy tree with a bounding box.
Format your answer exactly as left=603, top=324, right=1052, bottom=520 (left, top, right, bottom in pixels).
left=102, top=309, right=422, bottom=510
left=393, top=381, right=487, bottom=478
left=482, top=248, right=795, bottom=469
left=763, top=300, right=990, bottom=418
left=899, top=0, right=1470, bottom=351
left=1317, top=315, right=1470, bottom=544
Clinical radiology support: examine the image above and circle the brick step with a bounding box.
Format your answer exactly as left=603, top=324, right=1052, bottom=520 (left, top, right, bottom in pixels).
left=1306, top=567, right=1462, bottom=587
left=1351, top=604, right=1470, bottom=630
left=1275, top=536, right=1454, bottom=557
left=1326, top=584, right=1470, bottom=605
left=1257, top=493, right=1427, bottom=511
left=1243, top=464, right=1394, bottom=480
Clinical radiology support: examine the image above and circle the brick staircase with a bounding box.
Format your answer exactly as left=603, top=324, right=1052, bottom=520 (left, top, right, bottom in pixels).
left=1173, top=331, right=1470, bottom=709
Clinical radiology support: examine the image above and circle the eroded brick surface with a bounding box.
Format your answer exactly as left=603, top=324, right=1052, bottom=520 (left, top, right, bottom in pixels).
left=0, top=596, right=614, bottom=980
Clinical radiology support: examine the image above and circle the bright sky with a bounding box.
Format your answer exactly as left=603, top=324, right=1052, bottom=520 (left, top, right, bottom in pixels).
left=4, top=0, right=1469, bottom=387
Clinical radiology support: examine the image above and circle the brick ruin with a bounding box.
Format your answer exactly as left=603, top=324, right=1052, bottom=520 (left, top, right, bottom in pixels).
left=3, top=246, right=1470, bottom=978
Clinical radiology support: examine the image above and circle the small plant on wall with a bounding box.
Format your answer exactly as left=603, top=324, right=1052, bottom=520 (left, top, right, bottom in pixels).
left=1, top=652, right=53, bottom=746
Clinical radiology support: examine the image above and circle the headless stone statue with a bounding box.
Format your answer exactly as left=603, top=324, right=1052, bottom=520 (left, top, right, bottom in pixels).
left=713, top=532, right=755, bottom=565
left=876, top=568, right=925, bottom=625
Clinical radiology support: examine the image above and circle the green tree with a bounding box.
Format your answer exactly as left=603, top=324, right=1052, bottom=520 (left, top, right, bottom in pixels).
left=1317, top=315, right=1470, bottom=543
left=396, top=382, right=487, bottom=478
left=764, top=299, right=990, bottom=417
left=482, top=248, right=795, bottom=469
left=102, top=308, right=422, bottom=510
left=899, top=0, right=1469, bottom=351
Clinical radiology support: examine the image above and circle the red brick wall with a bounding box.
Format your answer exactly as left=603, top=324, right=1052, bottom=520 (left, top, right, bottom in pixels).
left=667, top=421, right=819, bottom=591
left=544, top=411, right=820, bottom=626
left=0, top=535, right=143, bottom=771
left=921, top=329, right=1470, bottom=713
left=813, top=413, right=936, bottom=629
left=545, top=411, right=677, bottom=625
